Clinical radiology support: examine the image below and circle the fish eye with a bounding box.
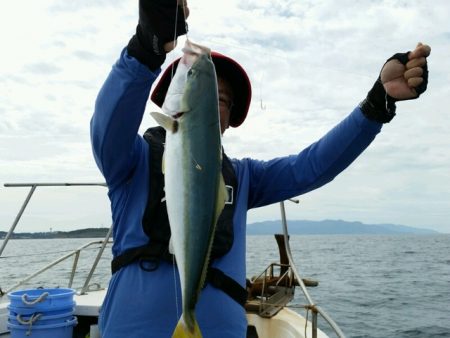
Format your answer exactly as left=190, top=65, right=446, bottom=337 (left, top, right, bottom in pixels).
left=187, top=68, right=198, bottom=77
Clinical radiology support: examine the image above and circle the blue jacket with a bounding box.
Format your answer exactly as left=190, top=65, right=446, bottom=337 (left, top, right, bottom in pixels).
left=90, top=48, right=382, bottom=338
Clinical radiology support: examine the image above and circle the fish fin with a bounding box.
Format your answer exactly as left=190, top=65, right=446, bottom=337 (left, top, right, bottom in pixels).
left=196, top=175, right=227, bottom=296
left=150, top=111, right=178, bottom=133
left=215, top=174, right=228, bottom=219
left=172, top=317, right=202, bottom=338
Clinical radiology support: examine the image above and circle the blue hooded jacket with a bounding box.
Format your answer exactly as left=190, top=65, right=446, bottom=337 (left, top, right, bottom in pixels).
left=90, top=48, right=382, bottom=338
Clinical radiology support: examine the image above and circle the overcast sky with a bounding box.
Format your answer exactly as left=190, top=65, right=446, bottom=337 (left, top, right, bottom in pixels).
left=1, top=0, right=449, bottom=234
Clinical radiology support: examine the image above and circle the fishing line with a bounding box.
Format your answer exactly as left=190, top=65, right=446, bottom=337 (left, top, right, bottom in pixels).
left=172, top=254, right=180, bottom=320
left=170, top=3, right=180, bottom=80
left=180, top=0, right=189, bottom=36
left=202, top=38, right=373, bottom=80
left=170, top=0, right=190, bottom=80
left=197, top=37, right=372, bottom=117
left=258, top=73, right=267, bottom=111
left=167, top=2, right=187, bottom=321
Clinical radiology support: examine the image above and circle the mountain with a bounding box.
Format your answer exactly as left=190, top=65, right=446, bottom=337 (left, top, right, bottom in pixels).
left=246, top=219, right=438, bottom=235
left=0, top=228, right=110, bottom=239
left=0, top=220, right=438, bottom=239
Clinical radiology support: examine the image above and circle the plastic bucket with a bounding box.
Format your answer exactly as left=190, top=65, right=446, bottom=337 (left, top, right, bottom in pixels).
left=7, top=288, right=75, bottom=312
left=9, top=309, right=74, bottom=326
left=8, top=316, right=77, bottom=338
left=8, top=302, right=75, bottom=316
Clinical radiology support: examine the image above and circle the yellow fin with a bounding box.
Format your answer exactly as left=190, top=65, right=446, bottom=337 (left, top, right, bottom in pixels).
left=172, top=318, right=202, bottom=338
left=161, top=149, right=165, bottom=174
left=150, top=111, right=178, bottom=133
left=215, top=174, right=227, bottom=221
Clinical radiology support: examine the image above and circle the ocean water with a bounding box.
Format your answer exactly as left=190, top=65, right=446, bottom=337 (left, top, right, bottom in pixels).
left=1, top=235, right=449, bottom=338
left=248, top=234, right=450, bottom=338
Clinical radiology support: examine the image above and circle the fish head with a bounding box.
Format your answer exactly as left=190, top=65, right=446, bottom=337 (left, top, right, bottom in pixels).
left=181, top=54, right=219, bottom=124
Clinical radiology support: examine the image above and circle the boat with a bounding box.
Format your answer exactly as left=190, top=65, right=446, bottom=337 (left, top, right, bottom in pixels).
left=0, top=183, right=345, bottom=338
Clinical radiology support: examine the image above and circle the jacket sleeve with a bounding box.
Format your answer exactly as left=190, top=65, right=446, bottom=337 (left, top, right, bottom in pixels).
left=246, top=108, right=383, bottom=209
left=90, top=48, right=160, bottom=188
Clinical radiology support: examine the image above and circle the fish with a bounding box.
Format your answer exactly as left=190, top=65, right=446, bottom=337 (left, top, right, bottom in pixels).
left=151, top=39, right=228, bottom=338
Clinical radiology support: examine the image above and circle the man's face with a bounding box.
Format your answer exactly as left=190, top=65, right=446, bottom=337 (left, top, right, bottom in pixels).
left=217, top=77, right=234, bottom=134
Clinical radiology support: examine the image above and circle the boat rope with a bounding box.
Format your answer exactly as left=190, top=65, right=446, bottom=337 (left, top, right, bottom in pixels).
left=253, top=302, right=318, bottom=310
left=284, top=304, right=316, bottom=310
left=305, top=304, right=319, bottom=312
left=21, top=291, right=49, bottom=305
left=304, top=304, right=320, bottom=338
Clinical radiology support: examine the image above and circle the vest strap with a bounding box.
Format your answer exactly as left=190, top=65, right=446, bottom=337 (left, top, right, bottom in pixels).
left=111, top=247, right=248, bottom=307
left=207, top=267, right=248, bottom=307
left=111, top=243, right=172, bottom=274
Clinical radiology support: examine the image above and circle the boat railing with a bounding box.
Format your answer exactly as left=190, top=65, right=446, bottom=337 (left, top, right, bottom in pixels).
left=1, top=183, right=345, bottom=337
left=246, top=262, right=296, bottom=317
left=1, top=238, right=112, bottom=297
left=280, top=199, right=346, bottom=338
left=0, top=183, right=112, bottom=297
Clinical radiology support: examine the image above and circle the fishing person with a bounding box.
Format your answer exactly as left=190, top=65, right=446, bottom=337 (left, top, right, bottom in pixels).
left=90, top=0, right=431, bottom=337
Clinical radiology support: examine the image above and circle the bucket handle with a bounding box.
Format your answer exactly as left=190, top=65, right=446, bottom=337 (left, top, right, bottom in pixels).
left=16, top=313, right=43, bottom=325
left=16, top=313, right=42, bottom=336
left=21, top=291, right=49, bottom=305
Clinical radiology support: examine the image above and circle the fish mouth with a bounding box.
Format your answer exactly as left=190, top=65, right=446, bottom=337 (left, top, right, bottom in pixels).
left=173, top=112, right=184, bottom=119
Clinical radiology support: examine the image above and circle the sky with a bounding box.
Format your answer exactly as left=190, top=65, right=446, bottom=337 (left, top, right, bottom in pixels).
left=0, top=0, right=449, bottom=234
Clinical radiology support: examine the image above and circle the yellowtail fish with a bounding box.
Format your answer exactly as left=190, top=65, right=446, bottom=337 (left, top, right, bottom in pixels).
left=151, top=39, right=227, bottom=338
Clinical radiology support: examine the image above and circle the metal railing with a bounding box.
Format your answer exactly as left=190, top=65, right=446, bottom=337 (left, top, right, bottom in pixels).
left=0, top=183, right=107, bottom=257
left=1, top=238, right=112, bottom=296
left=0, top=183, right=111, bottom=296
left=247, top=262, right=296, bottom=317
left=280, top=199, right=346, bottom=338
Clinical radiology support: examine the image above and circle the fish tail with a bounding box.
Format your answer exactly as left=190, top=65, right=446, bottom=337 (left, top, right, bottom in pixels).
left=172, top=317, right=202, bottom=338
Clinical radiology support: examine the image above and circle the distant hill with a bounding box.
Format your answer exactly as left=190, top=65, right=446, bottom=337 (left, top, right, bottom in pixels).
left=0, top=220, right=438, bottom=239
left=0, top=228, right=110, bottom=239
left=246, top=219, right=438, bottom=235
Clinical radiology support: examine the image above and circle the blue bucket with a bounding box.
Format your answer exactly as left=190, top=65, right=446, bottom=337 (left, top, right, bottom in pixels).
left=8, top=302, right=75, bottom=316
left=8, top=288, right=75, bottom=312
left=9, top=309, right=74, bottom=326
left=8, top=316, right=77, bottom=338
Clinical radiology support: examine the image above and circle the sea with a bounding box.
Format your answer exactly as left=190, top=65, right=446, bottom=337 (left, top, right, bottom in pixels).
left=1, top=234, right=449, bottom=338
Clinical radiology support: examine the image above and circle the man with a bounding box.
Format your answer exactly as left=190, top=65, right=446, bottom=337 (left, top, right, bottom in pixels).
left=90, top=1, right=430, bottom=337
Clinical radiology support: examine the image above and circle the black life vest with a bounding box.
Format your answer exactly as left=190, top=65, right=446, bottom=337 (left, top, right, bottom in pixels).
left=111, top=126, right=247, bottom=306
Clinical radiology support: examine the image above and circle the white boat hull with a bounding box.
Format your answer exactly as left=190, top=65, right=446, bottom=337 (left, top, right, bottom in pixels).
left=0, top=289, right=328, bottom=338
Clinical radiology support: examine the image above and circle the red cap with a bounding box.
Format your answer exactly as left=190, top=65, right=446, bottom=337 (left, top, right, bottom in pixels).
left=151, top=51, right=252, bottom=127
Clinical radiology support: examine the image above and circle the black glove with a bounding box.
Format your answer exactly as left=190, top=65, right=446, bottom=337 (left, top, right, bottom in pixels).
left=128, top=0, right=188, bottom=71
left=360, top=52, right=429, bottom=123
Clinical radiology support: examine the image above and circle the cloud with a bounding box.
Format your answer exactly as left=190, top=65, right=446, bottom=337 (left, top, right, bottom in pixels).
left=1, top=0, right=449, bottom=233
left=25, top=62, right=62, bottom=75
left=48, top=0, right=125, bottom=13
left=73, top=50, right=99, bottom=61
